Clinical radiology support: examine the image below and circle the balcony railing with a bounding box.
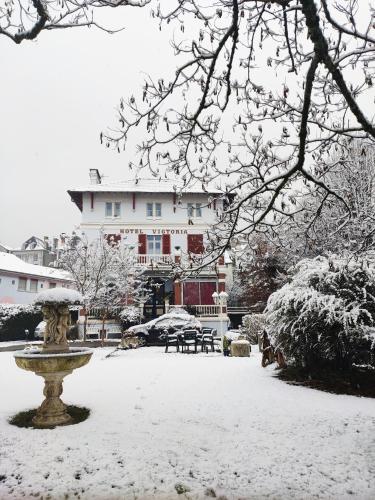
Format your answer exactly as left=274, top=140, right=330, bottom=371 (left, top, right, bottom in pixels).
left=137, top=253, right=219, bottom=270
left=137, top=254, right=173, bottom=266
left=169, top=304, right=221, bottom=317
left=192, top=305, right=220, bottom=317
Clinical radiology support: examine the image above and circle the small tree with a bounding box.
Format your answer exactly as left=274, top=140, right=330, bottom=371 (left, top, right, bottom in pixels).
left=92, top=241, right=147, bottom=343
left=56, top=233, right=148, bottom=340
left=230, top=237, right=286, bottom=313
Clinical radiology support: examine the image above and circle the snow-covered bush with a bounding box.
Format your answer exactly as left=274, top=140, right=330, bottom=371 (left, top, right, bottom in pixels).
left=119, top=306, right=140, bottom=328
left=241, top=314, right=265, bottom=344
left=266, top=256, right=375, bottom=371
left=0, top=304, right=42, bottom=341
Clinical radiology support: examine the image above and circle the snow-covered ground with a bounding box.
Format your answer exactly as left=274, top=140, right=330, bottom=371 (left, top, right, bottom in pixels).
left=1, top=346, right=375, bottom=499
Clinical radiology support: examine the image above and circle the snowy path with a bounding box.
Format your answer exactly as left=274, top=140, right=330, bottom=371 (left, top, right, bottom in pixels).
left=0, top=347, right=374, bottom=499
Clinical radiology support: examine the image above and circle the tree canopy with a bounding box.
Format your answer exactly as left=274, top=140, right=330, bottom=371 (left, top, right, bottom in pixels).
left=104, top=0, right=375, bottom=257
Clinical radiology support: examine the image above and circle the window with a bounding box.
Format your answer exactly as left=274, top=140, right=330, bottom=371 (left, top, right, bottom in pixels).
left=146, top=202, right=162, bottom=218
left=18, top=278, right=27, bottom=291
left=49, top=282, right=56, bottom=289
left=105, top=202, right=121, bottom=218
left=12, top=280, right=15, bottom=285
left=147, top=235, right=162, bottom=255
left=33, top=254, right=38, bottom=262
left=187, top=203, right=202, bottom=218
left=30, top=279, right=38, bottom=292
left=114, top=202, right=121, bottom=217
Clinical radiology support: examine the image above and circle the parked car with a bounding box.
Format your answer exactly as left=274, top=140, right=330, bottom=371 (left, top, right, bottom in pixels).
left=128, top=308, right=202, bottom=344
left=34, top=320, right=79, bottom=341
left=34, top=321, right=46, bottom=339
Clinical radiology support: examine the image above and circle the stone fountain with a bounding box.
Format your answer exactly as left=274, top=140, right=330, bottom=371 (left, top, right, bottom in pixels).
left=14, top=288, right=93, bottom=428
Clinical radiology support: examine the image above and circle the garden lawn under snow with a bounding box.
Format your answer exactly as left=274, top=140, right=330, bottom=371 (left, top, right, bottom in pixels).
left=1, top=347, right=375, bottom=500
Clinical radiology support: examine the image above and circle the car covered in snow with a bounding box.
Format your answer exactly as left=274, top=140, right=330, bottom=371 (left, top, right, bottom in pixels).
left=128, top=307, right=202, bottom=344
left=34, top=321, right=46, bottom=339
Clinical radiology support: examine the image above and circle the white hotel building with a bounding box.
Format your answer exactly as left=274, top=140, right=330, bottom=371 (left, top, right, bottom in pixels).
left=68, top=170, right=232, bottom=328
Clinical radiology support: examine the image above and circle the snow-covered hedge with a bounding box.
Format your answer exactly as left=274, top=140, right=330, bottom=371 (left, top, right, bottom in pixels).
left=241, top=314, right=265, bottom=343
left=119, top=306, right=141, bottom=327
left=266, top=256, right=375, bottom=371
left=0, top=304, right=42, bottom=341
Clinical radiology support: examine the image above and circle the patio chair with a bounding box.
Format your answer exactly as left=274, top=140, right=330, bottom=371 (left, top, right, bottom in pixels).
left=200, top=328, right=216, bottom=352
left=179, top=329, right=199, bottom=353
left=165, top=330, right=180, bottom=353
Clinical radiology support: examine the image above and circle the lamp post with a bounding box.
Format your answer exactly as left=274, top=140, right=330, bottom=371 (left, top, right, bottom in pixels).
left=212, top=291, right=228, bottom=350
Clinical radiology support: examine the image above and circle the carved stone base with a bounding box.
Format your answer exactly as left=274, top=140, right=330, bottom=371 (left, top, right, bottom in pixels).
left=32, top=370, right=73, bottom=428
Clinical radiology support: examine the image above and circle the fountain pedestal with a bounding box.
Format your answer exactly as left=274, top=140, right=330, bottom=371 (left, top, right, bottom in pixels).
left=14, top=289, right=92, bottom=428
left=33, top=370, right=73, bottom=427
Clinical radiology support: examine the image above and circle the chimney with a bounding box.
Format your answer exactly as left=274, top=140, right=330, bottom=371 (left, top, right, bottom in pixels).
left=53, top=238, right=58, bottom=250
left=44, top=236, right=49, bottom=250
left=89, top=169, right=102, bottom=185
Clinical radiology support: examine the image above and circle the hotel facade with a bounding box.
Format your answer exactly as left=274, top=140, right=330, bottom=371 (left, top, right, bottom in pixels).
left=68, top=170, right=232, bottom=330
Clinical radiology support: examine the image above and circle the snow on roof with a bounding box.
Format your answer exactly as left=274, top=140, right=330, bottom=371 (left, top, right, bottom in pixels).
left=0, top=242, right=13, bottom=251
left=0, top=253, right=72, bottom=281
left=68, top=177, right=223, bottom=195
left=35, top=288, right=83, bottom=305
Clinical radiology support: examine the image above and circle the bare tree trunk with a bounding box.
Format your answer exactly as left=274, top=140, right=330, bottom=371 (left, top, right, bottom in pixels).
left=101, top=311, right=107, bottom=347
left=83, top=308, right=88, bottom=342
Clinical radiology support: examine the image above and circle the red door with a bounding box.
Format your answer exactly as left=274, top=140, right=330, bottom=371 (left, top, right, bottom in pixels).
left=183, top=282, right=200, bottom=305
left=199, top=282, right=216, bottom=305
left=183, top=281, right=216, bottom=305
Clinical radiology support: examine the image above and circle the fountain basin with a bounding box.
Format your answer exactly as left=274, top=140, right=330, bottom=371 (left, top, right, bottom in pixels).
left=14, top=347, right=93, bottom=373
left=14, top=348, right=93, bottom=428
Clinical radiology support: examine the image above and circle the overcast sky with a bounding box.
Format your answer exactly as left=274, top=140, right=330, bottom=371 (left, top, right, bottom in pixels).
left=0, top=7, right=176, bottom=247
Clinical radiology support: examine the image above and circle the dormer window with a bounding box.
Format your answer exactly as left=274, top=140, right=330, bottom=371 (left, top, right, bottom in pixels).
left=146, top=202, right=162, bottom=218
left=187, top=203, right=202, bottom=218
left=105, top=202, right=121, bottom=218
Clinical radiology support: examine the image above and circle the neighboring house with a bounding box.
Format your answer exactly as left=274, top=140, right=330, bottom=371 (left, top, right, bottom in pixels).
left=0, top=252, right=73, bottom=305
left=68, top=169, right=231, bottom=330
left=12, top=236, right=58, bottom=267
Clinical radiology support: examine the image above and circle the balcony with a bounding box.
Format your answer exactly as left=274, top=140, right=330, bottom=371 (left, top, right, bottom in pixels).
left=136, top=254, right=219, bottom=271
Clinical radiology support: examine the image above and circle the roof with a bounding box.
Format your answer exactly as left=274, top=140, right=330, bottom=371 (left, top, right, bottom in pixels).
left=68, top=177, right=223, bottom=195
left=0, top=252, right=72, bottom=281
left=0, top=242, right=13, bottom=252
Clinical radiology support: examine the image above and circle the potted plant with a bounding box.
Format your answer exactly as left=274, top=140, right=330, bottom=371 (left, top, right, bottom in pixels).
left=223, top=335, right=230, bottom=357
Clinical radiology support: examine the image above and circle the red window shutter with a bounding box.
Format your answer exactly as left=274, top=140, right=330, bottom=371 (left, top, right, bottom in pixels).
left=187, top=234, right=204, bottom=254
left=162, top=234, right=171, bottom=255
left=138, top=234, right=147, bottom=254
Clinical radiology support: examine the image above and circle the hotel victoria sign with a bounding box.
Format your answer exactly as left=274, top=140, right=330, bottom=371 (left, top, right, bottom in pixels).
left=119, top=228, right=189, bottom=235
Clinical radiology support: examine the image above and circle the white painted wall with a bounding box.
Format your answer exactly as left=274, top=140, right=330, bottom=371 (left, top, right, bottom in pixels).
left=79, top=191, right=222, bottom=251
left=0, top=273, right=72, bottom=305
